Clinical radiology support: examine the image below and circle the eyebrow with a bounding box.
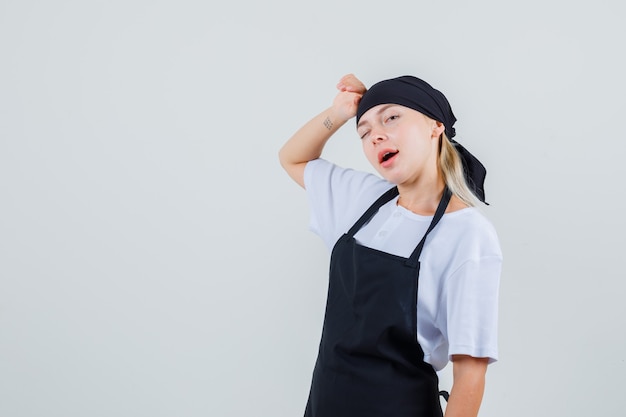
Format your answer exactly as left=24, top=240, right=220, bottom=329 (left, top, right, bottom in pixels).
left=356, top=104, right=397, bottom=129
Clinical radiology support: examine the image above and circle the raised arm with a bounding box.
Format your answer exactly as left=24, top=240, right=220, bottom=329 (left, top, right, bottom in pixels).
left=278, top=74, right=366, bottom=188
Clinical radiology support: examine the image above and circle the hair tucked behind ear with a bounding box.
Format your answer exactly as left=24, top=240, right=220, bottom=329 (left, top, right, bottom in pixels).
left=439, top=133, right=479, bottom=207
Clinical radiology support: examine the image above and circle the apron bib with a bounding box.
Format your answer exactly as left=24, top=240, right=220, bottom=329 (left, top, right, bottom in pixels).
left=304, top=186, right=452, bottom=417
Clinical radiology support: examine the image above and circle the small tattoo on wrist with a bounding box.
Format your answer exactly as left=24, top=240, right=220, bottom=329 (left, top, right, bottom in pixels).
left=323, top=117, right=333, bottom=130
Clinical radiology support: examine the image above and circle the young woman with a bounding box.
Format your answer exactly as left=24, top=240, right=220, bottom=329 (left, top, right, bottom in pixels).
left=279, top=74, right=502, bottom=417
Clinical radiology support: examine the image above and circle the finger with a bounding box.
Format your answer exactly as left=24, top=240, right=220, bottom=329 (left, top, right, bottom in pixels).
left=337, top=74, right=355, bottom=87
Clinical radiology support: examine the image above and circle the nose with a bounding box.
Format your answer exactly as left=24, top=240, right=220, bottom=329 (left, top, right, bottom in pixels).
left=369, top=127, right=387, bottom=144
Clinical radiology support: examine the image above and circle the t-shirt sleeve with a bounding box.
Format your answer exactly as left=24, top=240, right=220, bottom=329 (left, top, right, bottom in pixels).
left=443, top=256, right=501, bottom=363
left=303, top=158, right=392, bottom=251
left=437, top=218, right=502, bottom=364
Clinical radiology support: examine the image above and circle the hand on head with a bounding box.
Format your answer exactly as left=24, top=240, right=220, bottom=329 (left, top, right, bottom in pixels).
left=331, top=74, right=367, bottom=123
left=336, top=73, right=367, bottom=94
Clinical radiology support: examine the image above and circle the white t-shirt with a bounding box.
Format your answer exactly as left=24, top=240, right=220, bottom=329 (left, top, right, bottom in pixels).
left=304, top=158, right=502, bottom=371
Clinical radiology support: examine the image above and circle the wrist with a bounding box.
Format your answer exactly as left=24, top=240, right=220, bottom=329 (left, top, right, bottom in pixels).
left=325, top=107, right=352, bottom=129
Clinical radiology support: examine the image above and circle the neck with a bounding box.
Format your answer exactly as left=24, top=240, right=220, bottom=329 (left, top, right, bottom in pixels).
left=396, top=178, right=446, bottom=216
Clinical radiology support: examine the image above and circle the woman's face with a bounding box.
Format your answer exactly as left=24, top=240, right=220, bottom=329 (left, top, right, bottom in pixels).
left=356, top=104, right=445, bottom=186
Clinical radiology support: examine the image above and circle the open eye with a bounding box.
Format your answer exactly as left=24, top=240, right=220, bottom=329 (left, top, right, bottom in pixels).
left=385, top=114, right=399, bottom=123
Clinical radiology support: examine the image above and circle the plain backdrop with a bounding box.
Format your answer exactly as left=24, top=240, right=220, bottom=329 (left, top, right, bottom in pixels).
left=1, top=1, right=625, bottom=416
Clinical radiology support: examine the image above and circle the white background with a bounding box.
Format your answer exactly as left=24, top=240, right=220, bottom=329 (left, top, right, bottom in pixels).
left=1, top=1, right=625, bottom=416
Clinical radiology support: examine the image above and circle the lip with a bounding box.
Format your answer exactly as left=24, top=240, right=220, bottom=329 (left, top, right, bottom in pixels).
left=378, top=148, right=399, bottom=167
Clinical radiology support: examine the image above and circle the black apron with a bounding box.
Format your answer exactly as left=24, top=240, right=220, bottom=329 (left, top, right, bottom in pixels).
left=304, top=186, right=452, bottom=417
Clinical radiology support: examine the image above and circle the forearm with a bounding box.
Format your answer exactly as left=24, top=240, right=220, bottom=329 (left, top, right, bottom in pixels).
left=278, top=106, right=349, bottom=187
left=278, top=74, right=365, bottom=187
left=444, top=355, right=488, bottom=417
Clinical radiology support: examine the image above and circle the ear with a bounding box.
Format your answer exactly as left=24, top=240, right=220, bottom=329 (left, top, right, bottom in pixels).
left=432, top=121, right=445, bottom=139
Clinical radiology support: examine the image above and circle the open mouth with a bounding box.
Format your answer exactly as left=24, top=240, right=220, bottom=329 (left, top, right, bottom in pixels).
left=380, top=151, right=399, bottom=163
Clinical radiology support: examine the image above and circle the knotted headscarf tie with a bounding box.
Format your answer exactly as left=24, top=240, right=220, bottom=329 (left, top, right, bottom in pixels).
left=356, top=75, right=488, bottom=203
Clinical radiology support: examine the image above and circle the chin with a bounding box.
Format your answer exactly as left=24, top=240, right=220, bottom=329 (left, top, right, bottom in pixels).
left=378, top=172, right=403, bottom=185
left=372, top=163, right=408, bottom=184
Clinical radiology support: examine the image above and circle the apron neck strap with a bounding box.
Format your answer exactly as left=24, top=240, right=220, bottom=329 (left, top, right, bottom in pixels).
left=406, top=187, right=452, bottom=267
left=346, top=186, right=399, bottom=237
left=345, top=185, right=453, bottom=267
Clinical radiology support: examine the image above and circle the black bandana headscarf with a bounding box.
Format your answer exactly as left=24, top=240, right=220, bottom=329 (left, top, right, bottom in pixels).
left=356, top=75, right=488, bottom=203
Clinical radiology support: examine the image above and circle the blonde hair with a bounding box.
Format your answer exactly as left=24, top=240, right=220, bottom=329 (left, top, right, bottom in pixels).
left=438, top=133, right=479, bottom=207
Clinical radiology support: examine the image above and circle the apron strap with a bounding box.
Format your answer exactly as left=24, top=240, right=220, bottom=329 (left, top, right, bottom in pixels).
left=346, top=186, right=399, bottom=237
left=439, top=390, right=450, bottom=402
left=405, top=187, right=452, bottom=267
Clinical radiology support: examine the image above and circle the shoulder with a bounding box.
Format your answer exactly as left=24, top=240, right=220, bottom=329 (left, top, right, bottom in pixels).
left=303, top=159, right=395, bottom=250
left=304, top=158, right=393, bottom=205
left=304, top=159, right=385, bottom=190
left=431, top=208, right=502, bottom=261
left=447, top=208, right=499, bottom=237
